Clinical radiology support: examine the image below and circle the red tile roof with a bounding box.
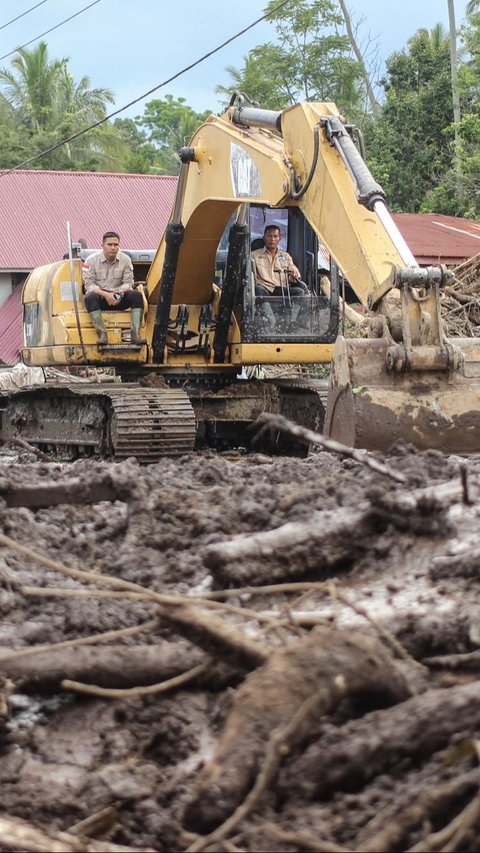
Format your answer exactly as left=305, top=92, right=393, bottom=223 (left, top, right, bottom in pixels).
left=0, top=284, right=23, bottom=364
left=392, top=212, right=480, bottom=265
left=0, top=170, right=177, bottom=268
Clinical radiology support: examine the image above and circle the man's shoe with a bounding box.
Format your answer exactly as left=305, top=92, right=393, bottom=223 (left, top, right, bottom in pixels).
left=97, top=329, right=108, bottom=346
left=131, top=328, right=146, bottom=345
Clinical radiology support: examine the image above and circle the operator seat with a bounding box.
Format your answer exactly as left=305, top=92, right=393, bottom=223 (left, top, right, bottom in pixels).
left=251, top=237, right=265, bottom=251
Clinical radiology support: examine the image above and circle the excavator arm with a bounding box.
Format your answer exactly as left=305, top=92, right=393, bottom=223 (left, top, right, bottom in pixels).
left=147, top=95, right=480, bottom=453
left=148, top=99, right=449, bottom=340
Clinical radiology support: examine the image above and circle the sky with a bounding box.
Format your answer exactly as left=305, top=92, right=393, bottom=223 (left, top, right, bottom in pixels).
left=0, top=0, right=470, bottom=121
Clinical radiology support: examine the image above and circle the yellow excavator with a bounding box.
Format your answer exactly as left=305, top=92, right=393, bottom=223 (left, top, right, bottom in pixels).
left=7, top=93, right=480, bottom=460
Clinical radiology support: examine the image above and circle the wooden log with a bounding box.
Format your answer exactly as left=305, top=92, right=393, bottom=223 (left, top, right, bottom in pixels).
left=203, top=506, right=373, bottom=587
left=422, top=650, right=480, bottom=671
left=0, top=642, right=235, bottom=694
left=0, top=470, right=133, bottom=509
left=203, top=474, right=473, bottom=588
left=182, top=626, right=411, bottom=833
left=444, top=286, right=475, bottom=305
left=278, top=681, right=480, bottom=801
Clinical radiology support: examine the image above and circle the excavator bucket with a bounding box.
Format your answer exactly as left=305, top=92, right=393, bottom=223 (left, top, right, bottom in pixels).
left=324, top=335, right=480, bottom=454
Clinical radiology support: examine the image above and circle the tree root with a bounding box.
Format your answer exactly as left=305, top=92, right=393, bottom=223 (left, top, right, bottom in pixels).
left=182, top=626, right=410, bottom=834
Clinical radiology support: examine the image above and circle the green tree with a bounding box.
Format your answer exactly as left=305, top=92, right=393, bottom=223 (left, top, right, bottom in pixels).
left=422, top=8, right=480, bottom=216
left=365, top=25, right=455, bottom=212
left=0, top=41, right=126, bottom=171
left=113, top=118, right=159, bottom=173
left=216, top=0, right=364, bottom=118
left=137, top=95, right=211, bottom=175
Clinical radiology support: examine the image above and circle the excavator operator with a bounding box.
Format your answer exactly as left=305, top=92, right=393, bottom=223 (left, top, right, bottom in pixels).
left=252, top=224, right=309, bottom=334
left=82, top=231, right=146, bottom=346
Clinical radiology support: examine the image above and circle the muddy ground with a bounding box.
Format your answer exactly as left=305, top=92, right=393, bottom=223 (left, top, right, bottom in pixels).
left=0, top=432, right=480, bottom=853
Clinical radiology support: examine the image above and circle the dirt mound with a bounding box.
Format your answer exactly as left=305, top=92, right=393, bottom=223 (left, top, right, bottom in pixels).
left=0, top=439, right=479, bottom=852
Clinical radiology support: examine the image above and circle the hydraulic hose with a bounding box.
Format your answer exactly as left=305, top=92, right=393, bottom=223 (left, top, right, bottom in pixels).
left=321, top=115, right=386, bottom=210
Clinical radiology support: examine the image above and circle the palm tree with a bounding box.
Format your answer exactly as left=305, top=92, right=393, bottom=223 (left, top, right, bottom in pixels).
left=0, top=41, right=65, bottom=131
left=0, top=41, right=122, bottom=170
left=466, top=0, right=480, bottom=14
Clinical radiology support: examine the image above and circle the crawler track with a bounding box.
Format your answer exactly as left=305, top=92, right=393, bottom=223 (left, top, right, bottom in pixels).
left=0, top=383, right=196, bottom=462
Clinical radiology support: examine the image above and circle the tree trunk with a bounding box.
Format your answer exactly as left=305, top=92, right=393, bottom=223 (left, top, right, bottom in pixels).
left=338, top=0, right=380, bottom=117
left=447, top=0, right=463, bottom=202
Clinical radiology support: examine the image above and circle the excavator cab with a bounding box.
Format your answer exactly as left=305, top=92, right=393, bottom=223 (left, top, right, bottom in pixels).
left=239, top=205, right=339, bottom=345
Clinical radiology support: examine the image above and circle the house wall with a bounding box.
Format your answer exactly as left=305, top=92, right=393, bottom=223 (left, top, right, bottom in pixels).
left=0, top=273, right=13, bottom=307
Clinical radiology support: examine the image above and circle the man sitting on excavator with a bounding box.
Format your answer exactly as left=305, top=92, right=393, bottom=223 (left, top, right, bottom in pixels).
left=82, top=231, right=146, bottom=346
left=252, top=224, right=309, bottom=334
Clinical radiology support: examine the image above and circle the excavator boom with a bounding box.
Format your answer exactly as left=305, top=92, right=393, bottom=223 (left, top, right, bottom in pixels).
left=11, top=94, right=480, bottom=458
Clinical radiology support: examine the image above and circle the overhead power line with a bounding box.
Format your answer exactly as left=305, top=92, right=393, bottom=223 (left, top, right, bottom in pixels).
left=0, top=0, right=292, bottom=177
left=0, top=1, right=49, bottom=32
left=0, top=0, right=102, bottom=61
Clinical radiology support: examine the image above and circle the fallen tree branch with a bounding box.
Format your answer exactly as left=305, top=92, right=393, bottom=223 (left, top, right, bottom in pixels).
left=0, top=470, right=134, bottom=508
left=8, top=436, right=51, bottom=461
left=259, top=822, right=352, bottom=852
left=422, top=650, right=480, bottom=671
left=0, top=619, right=158, bottom=664
left=0, top=533, right=301, bottom=630
left=68, top=806, right=117, bottom=839
left=186, top=686, right=345, bottom=853
left=19, top=585, right=286, bottom=629
left=156, top=602, right=269, bottom=670
left=255, top=413, right=407, bottom=483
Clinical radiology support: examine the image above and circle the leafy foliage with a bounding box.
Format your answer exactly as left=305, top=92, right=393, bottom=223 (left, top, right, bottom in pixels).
left=136, top=95, right=211, bottom=175
left=216, top=0, right=364, bottom=118
left=0, top=41, right=126, bottom=171
left=364, top=26, right=455, bottom=212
